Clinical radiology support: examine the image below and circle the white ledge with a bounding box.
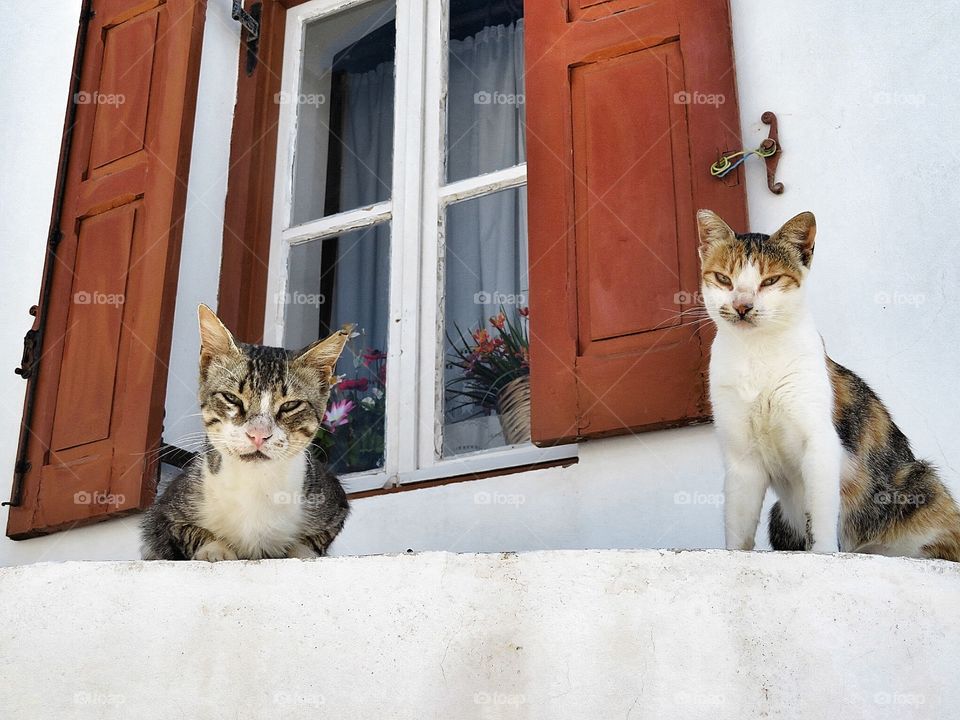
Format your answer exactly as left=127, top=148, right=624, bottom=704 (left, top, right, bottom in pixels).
left=2, top=550, right=958, bottom=719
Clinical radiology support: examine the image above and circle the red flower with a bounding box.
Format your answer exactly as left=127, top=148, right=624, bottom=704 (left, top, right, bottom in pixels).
left=518, top=307, right=529, bottom=318
left=362, top=349, right=387, bottom=367
left=338, top=377, right=369, bottom=392
left=490, top=312, right=506, bottom=331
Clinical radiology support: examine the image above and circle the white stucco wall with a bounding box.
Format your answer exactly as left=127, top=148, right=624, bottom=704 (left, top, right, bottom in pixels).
left=1, top=1, right=958, bottom=565
left=163, top=0, right=239, bottom=452
left=2, top=550, right=958, bottom=718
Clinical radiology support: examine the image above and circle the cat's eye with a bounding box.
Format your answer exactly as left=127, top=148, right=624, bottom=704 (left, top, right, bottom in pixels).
left=278, top=400, right=304, bottom=415
left=761, top=275, right=781, bottom=287
left=218, top=392, right=244, bottom=410
left=713, top=272, right=733, bottom=288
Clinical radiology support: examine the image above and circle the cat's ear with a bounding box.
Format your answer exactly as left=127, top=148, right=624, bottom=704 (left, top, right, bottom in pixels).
left=696, top=209, right=735, bottom=257
left=294, top=324, right=354, bottom=380
left=198, top=304, right=240, bottom=374
left=772, top=211, right=817, bottom=267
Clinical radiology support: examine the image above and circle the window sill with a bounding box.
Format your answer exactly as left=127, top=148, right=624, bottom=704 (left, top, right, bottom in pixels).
left=340, top=443, right=580, bottom=494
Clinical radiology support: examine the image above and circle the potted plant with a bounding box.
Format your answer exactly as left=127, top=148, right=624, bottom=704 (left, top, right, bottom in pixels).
left=446, top=307, right=531, bottom=445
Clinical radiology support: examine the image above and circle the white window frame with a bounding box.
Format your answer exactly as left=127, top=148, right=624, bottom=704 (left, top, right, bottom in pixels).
left=264, top=0, right=577, bottom=492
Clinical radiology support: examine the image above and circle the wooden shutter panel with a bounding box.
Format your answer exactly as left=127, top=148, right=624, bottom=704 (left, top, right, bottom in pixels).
left=525, top=0, right=747, bottom=445
left=7, top=0, right=205, bottom=538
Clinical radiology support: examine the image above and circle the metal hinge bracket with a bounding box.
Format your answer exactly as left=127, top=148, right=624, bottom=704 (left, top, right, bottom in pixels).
left=14, top=307, right=40, bottom=380
left=232, top=1, right=261, bottom=75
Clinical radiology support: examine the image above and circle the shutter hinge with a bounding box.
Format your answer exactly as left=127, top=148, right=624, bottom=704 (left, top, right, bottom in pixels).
left=232, top=1, right=261, bottom=75
left=14, top=306, right=40, bottom=380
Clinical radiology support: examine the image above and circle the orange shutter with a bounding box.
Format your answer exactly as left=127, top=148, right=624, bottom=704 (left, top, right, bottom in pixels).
left=525, top=0, right=748, bottom=445
left=7, top=0, right=206, bottom=538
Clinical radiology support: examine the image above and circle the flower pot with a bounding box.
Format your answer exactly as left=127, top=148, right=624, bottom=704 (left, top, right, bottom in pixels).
left=496, top=375, right=531, bottom=445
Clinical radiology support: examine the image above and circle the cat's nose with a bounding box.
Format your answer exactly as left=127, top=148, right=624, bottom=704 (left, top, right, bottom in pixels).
left=733, top=301, right=753, bottom=319
left=246, top=429, right=272, bottom=449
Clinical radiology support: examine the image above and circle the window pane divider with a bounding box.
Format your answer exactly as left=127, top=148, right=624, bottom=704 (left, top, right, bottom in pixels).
left=416, top=0, right=447, bottom=469
left=438, top=163, right=528, bottom=206
left=281, top=201, right=392, bottom=246
left=387, top=0, right=428, bottom=480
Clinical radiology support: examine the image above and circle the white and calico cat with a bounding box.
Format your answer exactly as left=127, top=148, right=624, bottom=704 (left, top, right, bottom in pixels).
left=698, top=209, right=960, bottom=559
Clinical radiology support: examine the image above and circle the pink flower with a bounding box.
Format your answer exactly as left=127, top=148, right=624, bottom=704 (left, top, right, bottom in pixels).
left=322, top=399, right=355, bottom=431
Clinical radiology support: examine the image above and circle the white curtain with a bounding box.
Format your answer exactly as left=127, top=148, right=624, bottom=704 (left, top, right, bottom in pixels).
left=443, top=20, right=528, bottom=454
left=330, top=20, right=527, bottom=452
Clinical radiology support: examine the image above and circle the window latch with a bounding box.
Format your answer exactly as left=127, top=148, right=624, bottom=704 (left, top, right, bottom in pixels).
left=710, top=111, right=784, bottom=195
left=232, top=1, right=261, bottom=75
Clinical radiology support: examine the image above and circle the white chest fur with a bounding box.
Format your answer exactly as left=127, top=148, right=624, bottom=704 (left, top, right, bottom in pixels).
left=709, top=315, right=844, bottom=552
left=709, top=318, right=836, bottom=479
left=199, top=452, right=308, bottom=559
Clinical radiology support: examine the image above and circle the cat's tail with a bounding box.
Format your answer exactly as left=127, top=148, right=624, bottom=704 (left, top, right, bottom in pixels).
left=873, top=460, right=960, bottom=562
left=908, top=461, right=960, bottom=561
left=768, top=500, right=807, bottom=551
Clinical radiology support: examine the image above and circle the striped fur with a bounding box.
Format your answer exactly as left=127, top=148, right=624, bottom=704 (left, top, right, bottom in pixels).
left=141, top=305, right=351, bottom=561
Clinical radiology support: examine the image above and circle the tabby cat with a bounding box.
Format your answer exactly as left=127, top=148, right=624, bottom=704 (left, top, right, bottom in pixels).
left=141, top=305, right=351, bottom=561
left=698, top=209, right=960, bottom=559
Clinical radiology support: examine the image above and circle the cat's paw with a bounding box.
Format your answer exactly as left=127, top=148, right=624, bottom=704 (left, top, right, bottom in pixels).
left=286, top=542, right=319, bottom=559
left=193, top=540, right=239, bottom=562
left=809, top=542, right=839, bottom=554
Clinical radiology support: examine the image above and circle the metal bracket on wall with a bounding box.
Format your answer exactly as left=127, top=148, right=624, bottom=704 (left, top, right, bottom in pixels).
left=710, top=111, right=784, bottom=194
left=232, top=1, right=261, bottom=75
left=760, top=111, right=784, bottom=194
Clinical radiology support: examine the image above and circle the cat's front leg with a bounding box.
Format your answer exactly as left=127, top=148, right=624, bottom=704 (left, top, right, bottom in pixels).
left=171, top=523, right=237, bottom=561
left=193, top=539, right=239, bottom=562
left=801, top=434, right=842, bottom=553
left=723, top=451, right=769, bottom=551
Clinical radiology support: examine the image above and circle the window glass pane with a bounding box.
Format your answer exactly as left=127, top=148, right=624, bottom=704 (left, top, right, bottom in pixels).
left=442, top=186, right=529, bottom=457
left=291, top=1, right=396, bottom=225
left=284, top=223, right=391, bottom=474
left=446, top=0, right=525, bottom=183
